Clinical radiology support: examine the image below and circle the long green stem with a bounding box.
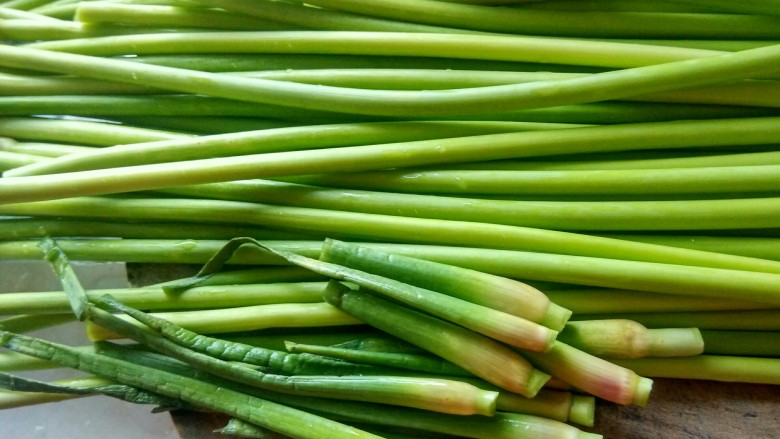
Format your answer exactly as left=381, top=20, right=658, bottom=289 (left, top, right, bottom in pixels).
left=437, top=150, right=780, bottom=171
left=299, top=0, right=780, bottom=38
left=0, top=150, right=40, bottom=170
left=7, top=120, right=572, bottom=177
left=4, top=38, right=780, bottom=117
left=0, top=376, right=109, bottom=409
left=0, top=282, right=330, bottom=315
left=7, top=238, right=780, bottom=306
left=199, top=0, right=477, bottom=33
left=575, top=310, right=780, bottom=331
left=167, top=179, right=780, bottom=231
left=86, top=302, right=497, bottom=415
left=96, top=295, right=381, bottom=377
left=320, top=238, right=570, bottom=330
left=0, top=117, right=188, bottom=146
left=613, top=355, right=780, bottom=385
left=285, top=342, right=470, bottom=377
left=700, top=330, right=780, bottom=357
left=323, top=281, right=550, bottom=398
left=3, top=116, right=780, bottom=203
left=4, top=69, right=780, bottom=109
left=29, top=30, right=718, bottom=68
left=0, top=217, right=309, bottom=240
left=251, top=241, right=557, bottom=352
left=5, top=197, right=780, bottom=273
left=0, top=331, right=385, bottom=439
left=545, top=288, right=770, bottom=314
left=601, top=234, right=780, bottom=261
left=0, top=313, right=74, bottom=333
left=289, top=164, right=780, bottom=196
left=86, top=302, right=362, bottom=340
left=2, top=94, right=773, bottom=125
left=660, top=0, right=780, bottom=17
left=0, top=372, right=182, bottom=409
left=74, top=2, right=293, bottom=31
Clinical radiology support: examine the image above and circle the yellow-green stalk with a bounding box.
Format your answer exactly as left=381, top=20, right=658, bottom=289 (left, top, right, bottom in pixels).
left=559, top=319, right=704, bottom=359
left=323, top=281, right=551, bottom=398
left=320, top=238, right=571, bottom=331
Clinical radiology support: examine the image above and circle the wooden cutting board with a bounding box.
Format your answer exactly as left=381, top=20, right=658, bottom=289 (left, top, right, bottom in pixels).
left=170, top=378, right=780, bottom=439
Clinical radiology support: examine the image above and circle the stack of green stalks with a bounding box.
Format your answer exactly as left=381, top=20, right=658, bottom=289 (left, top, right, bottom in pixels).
left=1, top=0, right=780, bottom=437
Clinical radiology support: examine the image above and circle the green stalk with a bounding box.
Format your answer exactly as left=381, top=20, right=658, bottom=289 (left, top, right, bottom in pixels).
left=1, top=141, right=94, bottom=157
left=660, top=0, right=780, bottom=17
left=0, top=0, right=51, bottom=10
left=31, top=30, right=717, bottom=69
left=0, top=18, right=176, bottom=41
left=0, top=117, right=188, bottom=146
left=4, top=116, right=780, bottom=202
left=291, top=164, right=780, bottom=196
left=287, top=338, right=595, bottom=425
left=576, top=310, right=780, bottom=331
left=0, top=282, right=330, bottom=315
left=128, top=52, right=606, bottom=74
left=86, top=301, right=498, bottom=415
left=251, top=241, right=558, bottom=352
left=0, top=314, right=74, bottom=333
left=6, top=39, right=780, bottom=118
left=0, top=150, right=40, bottom=170
left=100, top=340, right=599, bottom=439
left=7, top=237, right=780, bottom=306
left=519, top=0, right=730, bottom=13
left=26, top=2, right=78, bottom=20
left=7, top=120, right=573, bottom=177
left=0, top=6, right=61, bottom=20
left=0, top=217, right=310, bottom=240
left=490, top=388, right=595, bottom=426
left=0, top=350, right=59, bottom=372
left=520, top=342, right=653, bottom=406
left=97, top=295, right=382, bottom=377
left=157, top=266, right=324, bottom=289
left=545, top=288, right=770, bottom=314
left=111, top=116, right=300, bottom=135
left=0, top=372, right=183, bottom=410
left=558, top=320, right=704, bottom=359
left=3, top=94, right=773, bottom=124
left=164, top=179, right=780, bottom=231
left=74, top=3, right=293, bottom=31
left=222, top=330, right=382, bottom=353
left=86, top=302, right=362, bottom=341
left=284, top=341, right=471, bottom=377
left=320, top=239, right=570, bottom=330
left=189, top=0, right=476, bottom=33
left=450, top=150, right=780, bottom=171
left=0, top=232, right=778, bottom=304
left=0, top=72, right=160, bottom=95
left=323, top=280, right=551, bottom=398
left=613, top=355, right=780, bottom=385
left=602, top=234, right=780, bottom=261
left=0, top=376, right=109, bottom=409
left=299, top=0, right=780, bottom=38
left=0, top=331, right=385, bottom=439
left=4, top=196, right=780, bottom=270
left=700, top=330, right=780, bottom=357
left=5, top=68, right=778, bottom=108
